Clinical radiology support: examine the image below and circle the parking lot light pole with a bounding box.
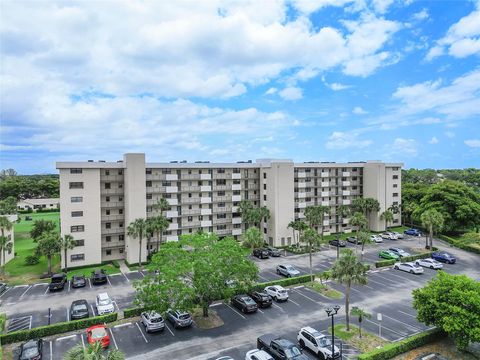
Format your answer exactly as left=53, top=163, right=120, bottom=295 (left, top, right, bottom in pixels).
left=325, top=305, right=340, bottom=358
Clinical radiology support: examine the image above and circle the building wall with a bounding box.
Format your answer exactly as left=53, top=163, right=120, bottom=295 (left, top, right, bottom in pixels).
left=0, top=214, right=17, bottom=266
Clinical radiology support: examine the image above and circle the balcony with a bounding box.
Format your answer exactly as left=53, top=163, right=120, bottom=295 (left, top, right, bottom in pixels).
left=232, top=217, right=242, bottom=224
left=343, top=218, right=349, bottom=224
left=166, top=210, right=178, bottom=218
left=232, top=173, right=241, bottom=180
left=323, top=220, right=330, bottom=226
left=342, top=171, right=350, bottom=177
left=343, top=190, right=351, bottom=196
left=342, top=181, right=351, bottom=186
left=321, top=191, right=329, bottom=197
left=102, top=188, right=124, bottom=195
left=321, top=182, right=329, bottom=187
left=166, top=174, right=178, bottom=181
left=201, top=208, right=212, bottom=216
left=168, top=223, right=179, bottom=231
left=232, top=206, right=239, bottom=213
left=321, top=172, right=329, bottom=178
left=232, top=195, right=242, bottom=202
left=200, top=174, right=212, bottom=180
left=297, top=172, right=306, bottom=178
left=297, top=192, right=306, bottom=198
left=297, top=202, right=306, bottom=209
left=232, top=228, right=242, bottom=236
left=166, top=186, right=178, bottom=193
left=232, top=184, right=241, bottom=191
left=101, top=201, right=124, bottom=208
left=200, top=197, right=212, bottom=204
left=200, top=185, right=212, bottom=192
left=201, top=220, right=212, bottom=227
left=166, top=235, right=178, bottom=242
left=343, top=199, right=351, bottom=205
left=298, top=212, right=305, bottom=219
left=321, top=201, right=329, bottom=206
left=167, top=198, right=178, bottom=206
left=101, top=214, right=124, bottom=222
left=182, top=208, right=200, bottom=215
left=297, top=182, right=306, bottom=188
left=182, top=197, right=201, bottom=204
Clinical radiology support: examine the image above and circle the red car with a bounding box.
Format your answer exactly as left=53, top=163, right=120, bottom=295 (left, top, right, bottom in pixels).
left=86, top=325, right=110, bottom=348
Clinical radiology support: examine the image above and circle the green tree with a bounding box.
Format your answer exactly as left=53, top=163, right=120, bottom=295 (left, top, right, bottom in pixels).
left=357, top=230, right=370, bottom=261
left=380, top=210, right=394, bottom=230
left=349, top=212, right=368, bottom=257
left=60, top=234, right=76, bottom=272
left=302, top=228, right=322, bottom=282
left=412, top=272, right=480, bottom=350
left=365, top=198, right=380, bottom=229
left=350, top=306, right=371, bottom=338
left=0, top=196, right=17, bottom=215
left=351, top=198, right=367, bottom=215
left=147, top=215, right=170, bottom=253
left=36, top=231, right=61, bottom=275
left=401, top=202, right=418, bottom=227
left=420, top=209, right=444, bottom=250
left=64, top=341, right=125, bottom=360
left=331, top=249, right=369, bottom=331
left=305, top=205, right=330, bottom=240
left=135, top=233, right=258, bottom=317
left=127, top=218, right=148, bottom=270
left=239, top=200, right=254, bottom=228
left=0, top=216, right=13, bottom=275
left=288, top=219, right=309, bottom=247
left=242, top=227, right=264, bottom=251
left=30, top=219, right=56, bottom=241
left=337, top=205, right=351, bottom=228
left=153, top=197, right=170, bottom=213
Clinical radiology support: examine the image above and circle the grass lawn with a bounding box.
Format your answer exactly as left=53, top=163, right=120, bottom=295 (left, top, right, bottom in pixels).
left=330, top=323, right=387, bottom=353
left=14, top=212, right=60, bottom=233
left=66, top=264, right=120, bottom=279
left=306, top=281, right=343, bottom=299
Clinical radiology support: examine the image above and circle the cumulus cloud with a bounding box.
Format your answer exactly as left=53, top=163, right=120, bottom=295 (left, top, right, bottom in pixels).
left=353, top=106, right=368, bottom=114
left=279, top=86, right=303, bottom=100
left=392, top=138, right=418, bottom=156
left=412, top=9, right=429, bottom=21
left=445, top=131, right=455, bottom=138
left=325, top=131, right=372, bottom=149
left=429, top=136, right=439, bottom=144
left=465, top=139, right=480, bottom=148
left=265, top=87, right=278, bottom=95
left=328, top=82, right=352, bottom=90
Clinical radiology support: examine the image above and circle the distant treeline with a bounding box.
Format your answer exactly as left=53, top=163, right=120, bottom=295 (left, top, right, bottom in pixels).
left=402, top=168, right=480, bottom=190
left=0, top=169, right=59, bottom=201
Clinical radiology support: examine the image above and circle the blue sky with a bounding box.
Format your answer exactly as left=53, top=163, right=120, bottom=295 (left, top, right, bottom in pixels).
left=1, top=0, right=479, bottom=174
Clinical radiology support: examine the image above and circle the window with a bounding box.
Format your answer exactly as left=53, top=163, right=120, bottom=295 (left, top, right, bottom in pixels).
left=147, top=206, right=152, bottom=212
left=71, top=225, right=84, bottom=232
left=146, top=169, right=152, bottom=175
left=217, top=213, right=226, bottom=219
left=118, top=169, right=123, bottom=175
left=74, top=239, right=85, bottom=247
left=105, top=170, right=110, bottom=175
left=393, top=193, right=398, bottom=197
left=118, top=209, right=123, bottom=215
left=217, top=169, right=225, bottom=173
left=216, top=179, right=226, bottom=186
left=70, top=168, right=82, bottom=174
left=217, top=225, right=227, bottom=230
left=71, top=196, right=83, bottom=203
left=71, top=211, right=83, bottom=217
left=106, top=196, right=110, bottom=202
left=71, top=254, right=85, bottom=261
left=146, top=181, right=152, bottom=187
left=106, top=209, right=110, bottom=215
left=188, top=193, right=192, bottom=198
left=263, top=184, right=266, bottom=190
left=393, top=184, right=398, bottom=188
left=119, top=196, right=123, bottom=201
left=105, top=183, right=111, bottom=189
left=393, top=201, right=399, bottom=205
left=264, top=195, right=267, bottom=201
left=217, top=191, right=225, bottom=196
left=118, top=183, right=123, bottom=189
left=106, top=250, right=112, bottom=256
left=263, top=173, right=266, bottom=179
left=106, top=223, right=111, bottom=229
left=106, top=236, right=111, bottom=242
left=119, top=235, right=124, bottom=241
left=393, top=175, right=399, bottom=180
left=119, top=222, right=123, bottom=228
left=119, top=248, right=124, bottom=254
left=188, top=216, right=193, bottom=222
left=146, top=194, right=152, bottom=199
left=69, top=182, right=83, bottom=189
left=218, top=202, right=225, bottom=207
left=162, top=169, right=171, bottom=174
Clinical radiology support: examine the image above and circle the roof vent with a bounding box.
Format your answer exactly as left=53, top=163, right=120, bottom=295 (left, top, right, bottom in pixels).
left=99, top=160, right=106, bottom=162
left=180, top=160, right=187, bottom=163
left=87, top=160, right=94, bottom=162
left=117, top=160, right=123, bottom=163
left=170, top=161, right=178, bottom=163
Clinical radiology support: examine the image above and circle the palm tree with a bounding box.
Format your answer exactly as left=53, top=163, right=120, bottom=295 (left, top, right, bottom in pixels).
left=60, top=234, right=76, bottom=272
left=153, top=197, right=170, bottom=213
left=239, top=200, right=254, bottom=228
left=350, top=306, right=371, bottom=338
left=349, top=212, right=368, bottom=257
left=242, top=227, right=264, bottom=251
left=147, top=216, right=170, bottom=253
left=127, top=218, right=148, bottom=271
left=36, top=231, right=62, bottom=275
left=254, top=206, right=271, bottom=230
left=305, top=205, right=330, bottom=241
left=331, top=248, right=368, bottom=331
left=357, top=230, right=370, bottom=260
left=380, top=210, right=394, bottom=230
left=65, top=341, right=125, bottom=360
left=337, top=205, right=351, bottom=229
left=351, top=198, right=367, bottom=216
left=401, top=202, right=417, bottom=226
left=302, top=228, right=321, bottom=282
left=365, top=198, right=380, bottom=229
left=288, top=219, right=308, bottom=247
left=421, top=209, right=444, bottom=250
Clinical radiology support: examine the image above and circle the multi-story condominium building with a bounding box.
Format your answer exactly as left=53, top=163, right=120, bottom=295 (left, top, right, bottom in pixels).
left=57, top=153, right=402, bottom=267
left=0, top=214, right=17, bottom=266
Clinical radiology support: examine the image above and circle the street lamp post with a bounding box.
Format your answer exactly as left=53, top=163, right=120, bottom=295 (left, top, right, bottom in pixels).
left=325, top=305, right=340, bottom=359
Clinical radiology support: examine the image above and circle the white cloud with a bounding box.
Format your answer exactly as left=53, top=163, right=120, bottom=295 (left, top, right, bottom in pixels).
left=279, top=86, right=303, bottom=100
left=372, top=0, right=394, bottom=14
left=412, top=8, right=429, bottom=21
left=328, top=82, right=352, bottom=90
left=445, top=131, right=455, bottom=138
left=465, top=139, right=480, bottom=148
left=428, top=136, right=439, bottom=144
left=265, top=87, right=278, bottom=95
left=353, top=106, right=368, bottom=114
left=325, top=131, right=372, bottom=149
left=392, top=138, right=418, bottom=156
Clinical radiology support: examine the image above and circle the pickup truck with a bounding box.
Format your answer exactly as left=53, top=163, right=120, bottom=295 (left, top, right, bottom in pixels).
left=257, top=334, right=310, bottom=360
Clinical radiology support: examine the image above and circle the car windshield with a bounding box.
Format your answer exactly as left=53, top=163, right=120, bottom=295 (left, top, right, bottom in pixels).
left=150, top=316, right=163, bottom=323
left=179, top=314, right=190, bottom=320
left=90, top=327, right=107, bottom=339
left=99, top=298, right=111, bottom=306
left=73, top=304, right=87, bottom=312
left=278, top=289, right=287, bottom=294
left=285, top=346, right=302, bottom=357
left=51, top=276, right=63, bottom=283
left=242, top=297, right=256, bottom=305
left=74, top=276, right=84, bottom=280
left=21, top=344, right=39, bottom=359
left=317, top=337, right=332, bottom=347
left=286, top=266, right=296, bottom=271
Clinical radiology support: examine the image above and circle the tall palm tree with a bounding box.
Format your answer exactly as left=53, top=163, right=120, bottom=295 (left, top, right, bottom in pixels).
left=65, top=341, right=125, bottom=360
left=239, top=200, right=254, bottom=228
left=421, top=209, right=444, bottom=250
left=36, top=231, right=61, bottom=275
left=305, top=205, right=330, bottom=241
left=364, top=198, right=381, bottom=229
left=302, top=228, right=321, bottom=282
left=349, top=212, right=368, bottom=257
left=147, top=216, right=170, bottom=253
left=351, top=198, right=367, bottom=216
left=401, top=202, right=417, bottom=227
left=350, top=306, right=371, bottom=338
left=287, top=219, right=308, bottom=247
left=380, top=210, right=394, bottom=230
left=242, top=227, right=264, bottom=251
left=357, top=230, right=370, bottom=260
left=337, top=204, right=351, bottom=230
left=127, top=218, right=148, bottom=271
left=153, top=197, right=170, bottom=214
left=331, top=248, right=368, bottom=331
left=60, top=234, right=76, bottom=272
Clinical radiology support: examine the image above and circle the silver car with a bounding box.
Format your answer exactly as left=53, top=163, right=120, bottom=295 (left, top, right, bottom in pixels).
left=394, top=262, right=424, bottom=274
left=141, top=311, right=165, bottom=332
left=276, top=264, right=300, bottom=277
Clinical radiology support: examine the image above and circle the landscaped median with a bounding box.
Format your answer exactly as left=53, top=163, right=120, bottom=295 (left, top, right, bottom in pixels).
left=375, top=251, right=434, bottom=268
left=439, top=234, right=480, bottom=255
left=0, top=313, right=118, bottom=345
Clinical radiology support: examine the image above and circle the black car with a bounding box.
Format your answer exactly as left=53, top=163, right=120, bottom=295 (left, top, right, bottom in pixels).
left=346, top=236, right=358, bottom=244
left=70, top=299, right=90, bottom=320
left=253, top=248, right=269, bottom=259
left=249, top=291, right=273, bottom=308
left=329, top=239, right=346, bottom=247
left=91, top=269, right=107, bottom=285
left=71, top=275, right=86, bottom=288
left=265, top=247, right=281, bottom=257
left=231, top=294, right=258, bottom=313
left=48, top=273, right=67, bottom=292
left=19, top=339, right=43, bottom=360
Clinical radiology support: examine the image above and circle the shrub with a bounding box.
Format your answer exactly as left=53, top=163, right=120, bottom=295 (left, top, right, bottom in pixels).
left=461, top=232, right=480, bottom=244
left=0, top=313, right=6, bottom=333
left=254, top=274, right=312, bottom=290
left=375, top=259, right=396, bottom=268
left=0, top=313, right=117, bottom=345
left=111, top=260, right=120, bottom=268
left=25, top=254, right=40, bottom=265
left=123, top=307, right=144, bottom=318
left=438, top=235, right=480, bottom=255
left=375, top=252, right=433, bottom=268
left=358, top=328, right=445, bottom=360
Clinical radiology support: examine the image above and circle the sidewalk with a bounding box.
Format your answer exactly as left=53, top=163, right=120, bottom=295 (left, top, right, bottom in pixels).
left=117, top=260, right=130, bottom=274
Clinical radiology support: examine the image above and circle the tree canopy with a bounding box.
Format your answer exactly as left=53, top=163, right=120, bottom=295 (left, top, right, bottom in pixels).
left=0, top=171, right=59, bottom=201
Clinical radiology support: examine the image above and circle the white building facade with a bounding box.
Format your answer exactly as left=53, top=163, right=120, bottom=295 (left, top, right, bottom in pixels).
left=57, top=154, right=402, bottom=266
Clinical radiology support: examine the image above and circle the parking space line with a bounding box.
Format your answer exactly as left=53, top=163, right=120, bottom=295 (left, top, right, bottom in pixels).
left=258, top=275, right=269, bottom=281
left=44, top=286, right=50, bottom=295
left=135, top=322, right=149, bottom=343
left=139, top=271, right=145, bottom=277
left=113, top=301, right=120, bottom=312
left=122, top=272, right=130, bottom=282
left=224, top=303, right=246, bottom=319
left=88, top=278, right=92, bottom=288
left=90, top=304, right=96, bottom=316
left=66, top=308, right=69, bottom=322
left=114, top=322, right=132, bottom=328
left=68, top=281, right=71, bottom=292
left=81, top=334, right=85, bottom=348
left=397, top=310, right=417, bottom=318
left=57, top=334, right=77, bottom=341
left=109, top=328, right=119, bottom=349
left=382, top=314, right=422, bottom=331
left=271, top=303, right=282, bottom=310
left=165, top=323, right=175, bottom=336
left=0, top=287, right=12, bottom=298
left=107, top=276, right=112, bottom=286
left=292, top=289, right=317, bottom=303
left=50, top=341, right=52, bottom=360
left=288, top=298, right=300, bottom=306
left=257, top=308, right=264, bottom=314
left=34, top=282, right=49, bottom=286
left=364, top=318, right=404, bottom=337
left=381, top=270, right=417, bottom=281
left=14, top=284, right=28, bottom=288
left=29, top=315, right=32, bottom=329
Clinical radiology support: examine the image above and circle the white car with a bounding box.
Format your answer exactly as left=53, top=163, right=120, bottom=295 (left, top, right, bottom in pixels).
left=297, top=326, right=340, bottom=359
left=245, top=349, right=274, bottom=360
left=415, top=258, right=444, bottom=269
left=370, top=235, right=383, bottom=243
left=264, top=285, right=289, bottom=301
left=381, top=232, right=398, bottom=240
left=393, top=232, right=404, bottom=239
left=96, top=292, right=115, bottom=315
left=394, top=262, right=424, bottom=274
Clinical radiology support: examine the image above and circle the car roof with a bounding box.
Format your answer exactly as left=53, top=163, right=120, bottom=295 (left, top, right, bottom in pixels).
left=72, top=299, right=88, bottom=305
left=52, top=273, right=65, bottom=278
left=97, top=292, right=109, bottom=299
left=87, top=324, right=106, bottom=330
left=301, top=326, right=324, bottom=337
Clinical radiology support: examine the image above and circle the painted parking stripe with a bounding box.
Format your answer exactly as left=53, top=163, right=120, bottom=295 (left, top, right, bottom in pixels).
left=34, top=282, right=49, bottom=286
left=224, top=303, right=246, bottom=319
left=164, top=323, right=175, bottom=336
left=44, top=286, right=50, bottom=295
left=397, top=309, right=417, bottom=318
left=364, top=318, right=405, bottom=337
left=81, top=334, right=85, bottom=348
left=50, top=341, right=53, bottom=360
left=88, top=278, right=92, bottom=289
left=382, top=314, right=422, bottom=331
left=258, top=275, right=269, bottom=281
left=108, top=328, right=119, bottom=349
left=107, top=276, right=112, bottom=286
left=135, top=322, right=149, bottom=343
left=20, top=285, right=32, bottom=298
left=113, top=301, right=120, bottom=312
left=0, top=287, right=12, bottom=298
left=292, top=289, right=318, bottom=303
left=122, top=272, right=130, bottom=282
left=57, top=334, right=77, bottom=341
left=114, top=322, right=131, bottom=328
left=90, top=304, right=96, bottom=316
left=288, top=298, right=300, bottom=306
left=380, top=270, right=418, bottom=281
left=14, top=284, right=29, bottom=288
left=271, top=302, right=283, bottom=310
left=68, top=280, right=71, bottom=292
left=257, top=308, right=264, bottom=314
left=66, top=308, right=69, bottom=322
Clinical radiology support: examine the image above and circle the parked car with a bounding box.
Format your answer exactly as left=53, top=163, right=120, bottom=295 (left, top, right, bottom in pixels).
left=381, top=232, right=398, bottom=240
left=232, top=295, right=258, bottom=313
left=393, top=232, right=404, bottom=239
left=48, top=273, right=67, bottom=292
left=95, top=292, right=114, bottom=315
left=166, top=309, right=193, bottom=328
left=216, top=357, right=235, bottom=360
left=329, top=239, right=346, bottom=247
left=140, top=311, right=165, bottom=332
left=370, top=235, right=383, bottom=243
left=71, top=275, right=86, bottom=288
left=388, top=248, right=411, bottom=258
left=246, top=349, right=274, bottom=360
left=431, top=251, right=456, bottom=264
left=346, top=236, right=358, bottom=244
left=86, top=325, right=110, bottom=348
left=404, top=228, right=422, bottom=237
left=91, top=269, right=108, bottom=285
left=378, top=250, right=400, bottom=260
left=276, top=264, right=300, bottom=277
left=415, top=258, right=443, bottom=269
left=264, top=285, right=289, bottom=302
left=0, top=282, right=6, bottom=294
left=249, top=291, right=273, bottom=308
left=297, top=326, right=340, bottom=359
left=257, top=334, right=309, bottom=360
left=18, top=339, right=43, bottom=360
left=266, top=247, right=282, bottom=257
left=70, top=299, right=90, bottom=320
left=394, top=262, right=424, bottom=274
left=253, top=248, right=270, bottom=259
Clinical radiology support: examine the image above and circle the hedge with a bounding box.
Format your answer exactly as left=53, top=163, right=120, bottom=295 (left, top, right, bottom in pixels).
left=123, top=307, right=144, bottom=318
left=438, top=235, right=480, bottom=255
left=358, top=328, right=445, bottom=360
left=254, top=274, right=313, bottom=290
left=375, top=252, right=434, bottom=268
left=0, top=313, right=117, bottom=345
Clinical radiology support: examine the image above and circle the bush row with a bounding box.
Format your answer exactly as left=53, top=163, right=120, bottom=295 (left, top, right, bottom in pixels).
left=123, top=307, right=144, bottom=318
left=0, top=313, right=117, bottom=345
left=375, top=252, right=433, bottom=268
left=358, top=328, right=445, bottom=360
left=438, top=235, right=480, bottom=255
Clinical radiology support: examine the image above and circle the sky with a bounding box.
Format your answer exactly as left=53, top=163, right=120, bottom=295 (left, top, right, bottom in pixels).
left=1, top=0, right=479, bottom=174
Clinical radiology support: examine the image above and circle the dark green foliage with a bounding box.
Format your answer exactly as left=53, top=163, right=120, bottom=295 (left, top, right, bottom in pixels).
left=253, top=274, right=312, bottom=290
left=0, top=173, right=59, bottom=201
left=25, top=254, right=40, bottom=265
left=30, top=219, right=57, bottom=240
left=0, top=313, right=117, bottom=345
left=123, top=307, right=144, bottom=318
left=0, top=196, right=17, bottom=215
left=438, top=235, right=480, bottom=254
left=375, top=252, right=433, bottom=268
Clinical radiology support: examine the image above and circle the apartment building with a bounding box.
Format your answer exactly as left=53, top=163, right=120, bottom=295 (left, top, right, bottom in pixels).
left=0, top=214, right=17, bottom=266
left=57, top=153, right=402, bottom=267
